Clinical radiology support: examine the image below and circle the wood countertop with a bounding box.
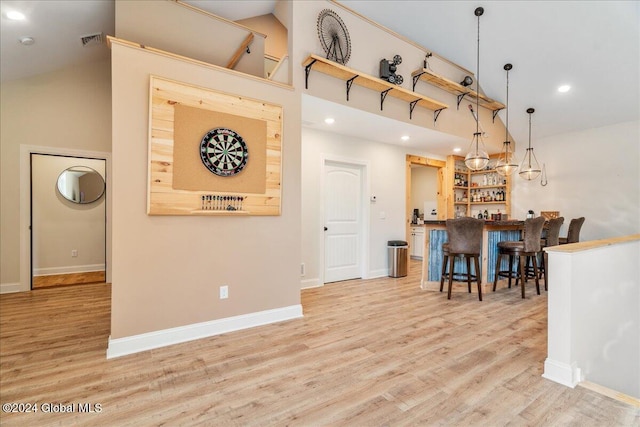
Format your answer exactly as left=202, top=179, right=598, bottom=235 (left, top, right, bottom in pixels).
left=545, top=234, right=640, bottom=253
left=420, top=220, right=525, bottom=227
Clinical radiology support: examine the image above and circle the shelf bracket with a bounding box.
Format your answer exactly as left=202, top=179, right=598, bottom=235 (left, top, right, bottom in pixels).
left=492, top=108, right=503, bottom=123
left=409, top=99, right=420, bottom=119
left=346, top=75, right=358, bottom=101
left=380, top=88, right=392, bottom=110
left=412, top=72, right=425, bottom=91
left=433, top=108, right=445, bottom=124
left=456, top=92, right=470, bottom=110
left=304, top=59, right=317, bottom=90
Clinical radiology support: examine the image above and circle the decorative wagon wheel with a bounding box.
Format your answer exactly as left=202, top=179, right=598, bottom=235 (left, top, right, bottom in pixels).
left=317, top=9, right=352, bottom=65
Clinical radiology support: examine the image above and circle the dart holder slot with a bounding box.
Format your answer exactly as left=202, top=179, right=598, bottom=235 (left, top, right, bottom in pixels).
left=195, top=194, right=249, bottom=214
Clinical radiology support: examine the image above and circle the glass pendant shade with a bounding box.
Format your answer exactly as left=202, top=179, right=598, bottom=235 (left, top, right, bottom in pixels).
left=519, top=148, right=541, bottom=180
left=465, top=7, right=488, bottom=171
left=465, top=132, right=489, bottom=170
left=519, top=107, right=541, bottom=180
left=495, top=141, right=519, bottom=176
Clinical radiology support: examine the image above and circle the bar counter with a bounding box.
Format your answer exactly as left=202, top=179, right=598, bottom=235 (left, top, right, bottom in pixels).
left=420, top=220, right=525, bottom=292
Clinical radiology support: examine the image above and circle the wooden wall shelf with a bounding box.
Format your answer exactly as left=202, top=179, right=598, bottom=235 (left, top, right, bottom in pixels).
left=303, top=54, right=448, bottom=123
left=411, top=68, right=505, bottom=120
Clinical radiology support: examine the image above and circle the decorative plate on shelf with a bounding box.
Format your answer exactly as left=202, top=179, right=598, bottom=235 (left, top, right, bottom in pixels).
left=199, top=128, right=249, bottom=177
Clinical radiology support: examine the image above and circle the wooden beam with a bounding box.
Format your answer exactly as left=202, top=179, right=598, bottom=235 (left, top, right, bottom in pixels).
left=226, top=33, right=254, bottom=70
left=267, top=55, right=288, bottom=81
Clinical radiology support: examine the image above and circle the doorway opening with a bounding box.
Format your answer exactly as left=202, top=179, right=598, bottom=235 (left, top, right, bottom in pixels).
left=405, top=155, right=446, bottom=273
left=18, top=145, right=111, bottom=293
left=30, top=153, right=107, bottom=289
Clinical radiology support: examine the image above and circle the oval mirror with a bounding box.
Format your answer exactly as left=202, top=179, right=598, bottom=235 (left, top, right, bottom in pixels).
left=56, top=166, right=105, bottom=204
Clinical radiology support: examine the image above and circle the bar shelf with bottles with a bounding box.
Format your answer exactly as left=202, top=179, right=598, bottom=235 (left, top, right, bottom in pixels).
left=447, top=156, right=511, bottom=220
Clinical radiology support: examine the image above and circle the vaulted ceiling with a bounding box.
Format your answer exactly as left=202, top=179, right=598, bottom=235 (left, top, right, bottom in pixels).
left=1, top=1, right=637, bottom=155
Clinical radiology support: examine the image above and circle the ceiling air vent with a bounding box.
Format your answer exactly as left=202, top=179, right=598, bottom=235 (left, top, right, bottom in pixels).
left=81, top=33, right=103, bottom=47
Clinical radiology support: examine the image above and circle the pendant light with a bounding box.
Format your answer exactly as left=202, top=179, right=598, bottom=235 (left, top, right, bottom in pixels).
left=519, top=108, right=541, bottom=180
left=495, top=64, right=519, bottom=176
left=465, top=7, right=489, bottom=171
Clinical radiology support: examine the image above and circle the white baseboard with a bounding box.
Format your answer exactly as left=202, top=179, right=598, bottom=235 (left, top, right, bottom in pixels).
left=301, top=270, right=388, bottom=288
left=107, top=304, right=303, bottom=359
left=301, top=277, right=322, bottom=289
left=34, top=264, right=105, bottom=276
left=0, top=282, right=24, bottom=294
left=368, top=269, right=389, bottom=279
left=542, top=358, right=581, bottom=388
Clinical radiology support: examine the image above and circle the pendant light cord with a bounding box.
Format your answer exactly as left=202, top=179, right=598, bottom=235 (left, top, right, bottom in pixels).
left=505, top=70, right=509, bottom=142
left=476, top=12, right=480, bottom=137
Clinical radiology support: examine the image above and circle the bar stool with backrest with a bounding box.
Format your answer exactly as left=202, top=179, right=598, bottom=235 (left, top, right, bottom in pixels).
left=440, top=217, right=484, bottom=301
left=559, top=217, right=585, bottom=244
left=493, top=216, right=546, bottom=298
left=525, top=216, right=565, bottom=285
left=539, top=216, right=564, bottom=290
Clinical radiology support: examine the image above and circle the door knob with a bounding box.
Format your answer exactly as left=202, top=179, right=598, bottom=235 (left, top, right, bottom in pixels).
left=324, top=226, right=328, bottom=231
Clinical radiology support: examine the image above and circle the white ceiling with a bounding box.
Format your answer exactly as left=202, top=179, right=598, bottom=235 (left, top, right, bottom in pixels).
left=1, top=1, right=638, bottom=157
left=0, top=0, right=115, bottom=82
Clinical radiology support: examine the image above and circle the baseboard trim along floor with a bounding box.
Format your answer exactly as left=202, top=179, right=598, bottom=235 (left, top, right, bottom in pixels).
left=107, top=304, right=304, bottom=358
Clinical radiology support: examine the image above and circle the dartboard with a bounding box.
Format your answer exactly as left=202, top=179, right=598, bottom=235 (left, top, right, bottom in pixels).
left=199, top=128, right=249, bottom=176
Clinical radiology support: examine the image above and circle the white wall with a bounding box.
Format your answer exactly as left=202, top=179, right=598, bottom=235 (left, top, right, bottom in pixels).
left=291, top=1, right=509, bottom=154
left=544, top=237, right=640, bottom=398
left=115, top=0, right=266, bottom=77
left=31, top=155, right=106, bottom=275
left=110, top=38, right=301, bottom=341
left=512, top=120, right=640, bottom=240
left=301, top=126, right=437, bottom=288
left=411, top=166, right=438, bottom=218
left=0, top=59, right=112, bottom=289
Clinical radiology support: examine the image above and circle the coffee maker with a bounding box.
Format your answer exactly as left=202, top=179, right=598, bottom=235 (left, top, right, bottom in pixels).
left=412, top=209, right=420, bottom=224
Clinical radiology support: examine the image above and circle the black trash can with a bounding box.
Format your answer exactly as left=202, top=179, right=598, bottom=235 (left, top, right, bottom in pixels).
left=387, top=240, right=408, bottom=278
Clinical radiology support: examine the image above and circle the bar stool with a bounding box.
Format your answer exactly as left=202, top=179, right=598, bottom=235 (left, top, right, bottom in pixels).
left=493, top=216, right=545, bottom=298
left=539, top=216, right=564, bottom=289
left=439, top=217, right=484, bottom=301
left=559, top=217, right=585, bottom=244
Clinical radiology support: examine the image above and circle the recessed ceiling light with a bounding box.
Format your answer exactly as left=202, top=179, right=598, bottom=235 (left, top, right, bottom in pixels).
left=324, top=117, right=335, bottom=125
left=401, top=135, right=410, bottom=141
left=453, top=147, right=461, bottom=153
left=19, top=37, right=35, bottom=46
left=557, top=85, right=571, bottom=93
left=7, top=11, right=26, bottom=20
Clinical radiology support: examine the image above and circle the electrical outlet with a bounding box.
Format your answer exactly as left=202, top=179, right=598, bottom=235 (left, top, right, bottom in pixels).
left=71, top=249, right=78, bottom=257
left=219, top=285, right=228, bottom=299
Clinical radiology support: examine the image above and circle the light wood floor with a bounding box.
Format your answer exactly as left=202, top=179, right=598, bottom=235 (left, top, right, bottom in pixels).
left=1, top=262, right=638, bottom=426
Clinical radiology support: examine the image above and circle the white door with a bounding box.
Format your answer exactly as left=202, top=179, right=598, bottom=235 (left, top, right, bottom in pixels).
left=324, top=162, right=363, bottom=283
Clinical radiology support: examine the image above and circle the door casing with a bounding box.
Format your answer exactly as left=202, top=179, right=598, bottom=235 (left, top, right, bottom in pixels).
left=19, top=144, right=111, bottom=292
